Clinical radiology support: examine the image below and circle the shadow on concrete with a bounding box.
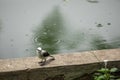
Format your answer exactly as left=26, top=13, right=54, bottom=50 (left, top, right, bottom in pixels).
left=38, top=58, right=55, bottom=66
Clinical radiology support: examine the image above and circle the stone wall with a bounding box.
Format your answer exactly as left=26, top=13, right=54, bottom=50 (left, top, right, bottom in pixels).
left=0, top=48, right=120, bottom=80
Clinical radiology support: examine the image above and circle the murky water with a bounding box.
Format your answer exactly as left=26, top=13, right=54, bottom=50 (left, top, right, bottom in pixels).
left=0, top=0, right=120, bottom=59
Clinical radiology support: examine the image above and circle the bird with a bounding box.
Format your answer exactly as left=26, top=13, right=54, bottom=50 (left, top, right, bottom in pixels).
left=36, top=47, right=55, bottom=65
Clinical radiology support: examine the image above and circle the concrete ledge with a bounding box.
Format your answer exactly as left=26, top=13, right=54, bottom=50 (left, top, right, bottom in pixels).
left=0, top=48, right=120, bottom=80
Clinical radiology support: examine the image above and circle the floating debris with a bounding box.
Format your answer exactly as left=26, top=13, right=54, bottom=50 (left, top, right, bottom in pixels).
left=107, top=23, right=111, bottom=25
left=96, top=24, right=103, bottom=27
left=87, top=0, right=99, bottom=3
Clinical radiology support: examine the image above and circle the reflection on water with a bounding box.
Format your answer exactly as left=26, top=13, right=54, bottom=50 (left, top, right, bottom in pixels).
left=33, top=6, right=66, bottom=53
left=90, top=35, right=113, bottom=50
left=0, top=0, right=120, bottom=59
left=33, top=6, right=120, bottom=54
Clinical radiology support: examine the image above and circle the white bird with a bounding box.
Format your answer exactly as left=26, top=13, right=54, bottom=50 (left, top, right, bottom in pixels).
left=36, top=47, right=55, bottom=64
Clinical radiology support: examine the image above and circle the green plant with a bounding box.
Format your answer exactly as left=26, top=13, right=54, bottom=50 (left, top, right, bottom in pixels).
left=94, top=67, right=120, bottom=80
left=93, top=60, right=120, bottom=80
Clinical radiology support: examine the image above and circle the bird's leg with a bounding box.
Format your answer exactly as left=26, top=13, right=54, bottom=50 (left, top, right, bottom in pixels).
left=39, top=59, right=44, bottom=63
left=43, top=58, right=46, bottom=63
left=41, top=58, right=46, bottom=63
left=49, top=55, right=55, bottom=60
left=40, top=58, right=46, bottom=66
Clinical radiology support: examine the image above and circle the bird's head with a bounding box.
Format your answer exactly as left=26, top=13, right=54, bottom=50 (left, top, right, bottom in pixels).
left=37, top=47, right=42, bottom=51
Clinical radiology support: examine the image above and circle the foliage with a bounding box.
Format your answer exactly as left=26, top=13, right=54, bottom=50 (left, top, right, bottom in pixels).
left=94, top=67, right=120, bottom=80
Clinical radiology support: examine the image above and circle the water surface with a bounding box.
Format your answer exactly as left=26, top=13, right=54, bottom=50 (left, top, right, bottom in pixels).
left=0, top=0, right=120, bottom=59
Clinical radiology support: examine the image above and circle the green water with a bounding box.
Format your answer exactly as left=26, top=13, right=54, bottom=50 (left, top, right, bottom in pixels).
left=33, top=6, right=65, bottom=54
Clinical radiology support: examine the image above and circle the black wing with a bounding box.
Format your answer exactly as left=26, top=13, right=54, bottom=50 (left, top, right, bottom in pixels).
left=43, top=51, right=50, bottom=57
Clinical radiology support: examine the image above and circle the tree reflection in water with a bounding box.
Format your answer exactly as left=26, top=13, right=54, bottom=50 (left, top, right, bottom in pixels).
left=33, top=6, right=66, bottom=54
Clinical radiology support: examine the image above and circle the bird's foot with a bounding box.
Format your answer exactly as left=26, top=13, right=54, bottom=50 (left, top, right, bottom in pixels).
left=50, top=57, right=55, bottom=60
left=38, top=61, right=44, bottom=63
left=50, top=56, right=55, bottom=60
left=51, top=57, right=55, bottom=60
left=38, top=61, right=46, bottom=66
left=40, top=62, right=45, bottom=66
